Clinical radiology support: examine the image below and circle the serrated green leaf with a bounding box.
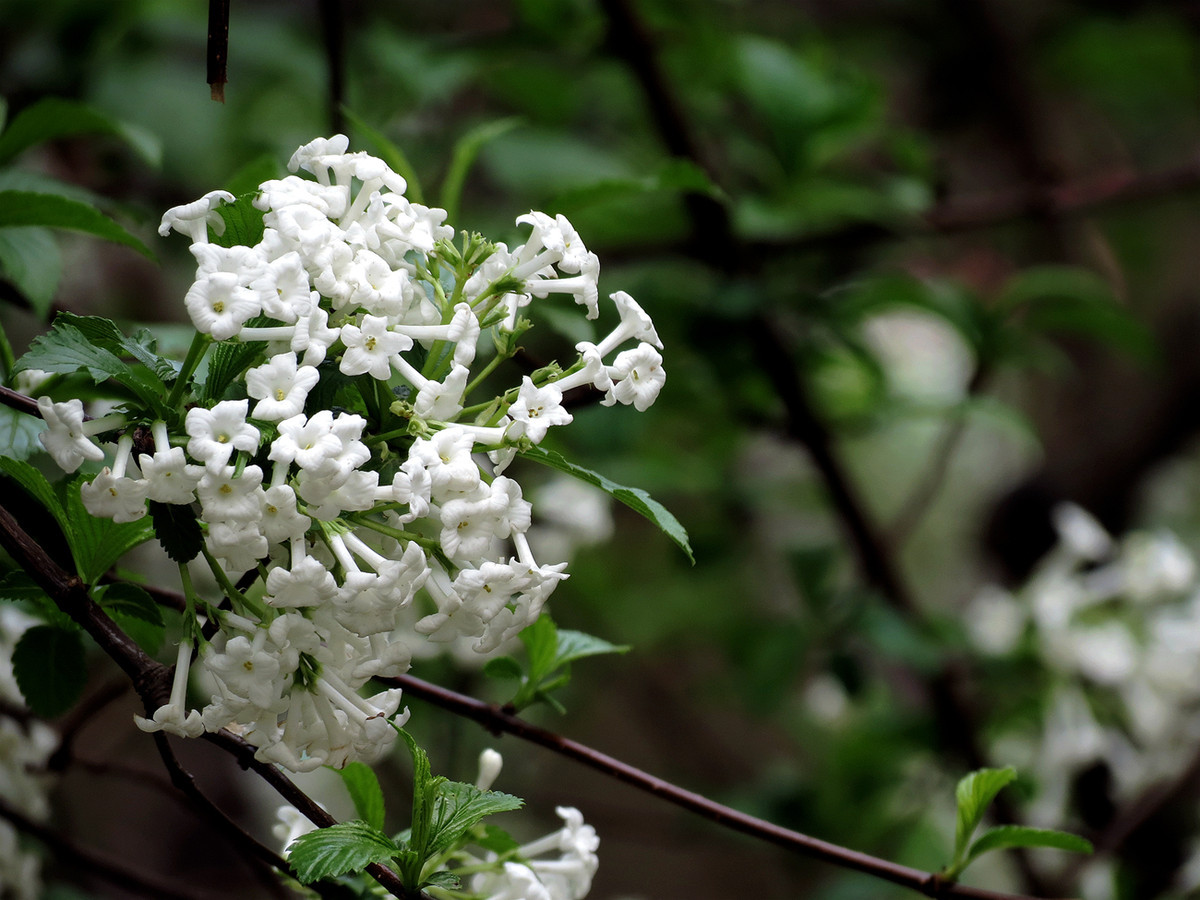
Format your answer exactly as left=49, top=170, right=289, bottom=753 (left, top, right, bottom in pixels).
left=64, top=477, right=155, bottom=585
left=211, top=194, right=265, bottom=249
left=396, top=727, right=437, bottom=886
left=0, top=457, right=74, bottom=559
left=475, top=823, right=521, bottom=855
left=147, top=501, right=204, bottom=564
left=427, top=780, right=524, bottom=856
left=0, top=226, right=61, bottom=318
left=482, top=655, right=524, bottom=681
left=286, top=820, right=400, bottom=884
left=440, top=118, right=522, bottom=223
left=554, top=629, right=630, bottom=668
left=0, top=97, right=161, bottom=167
left=953, top=767, right=1017, bottom=865
left=15, top=320, right=170, bottom=417
left=343, top=109, right=424, bottom=205
left=964, top=825, right=1092, bottom=870
left=55, top=314, right=180, bottom=384
left=337, top=762, right=387, bottom=832
left=96, top=582, right=164, bottom=654
left=12, top=624, right=86, bottom=717
left=423, top=870, right=462, bottom=890
left=0, top=192, right=151, bottom=259
left=519, top=445, right=693, bottom=563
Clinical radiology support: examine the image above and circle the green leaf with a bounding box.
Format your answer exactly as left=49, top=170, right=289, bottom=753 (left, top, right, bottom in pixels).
left=554, top=629, right=630, bottom=668
left=395, top=727, right=438, bottom=886
left=337, top=762, right=387, bottom=833
left=12, top=624, right=87, bottom=717
left=519, top=445, right=693, bottom=563
left=0, top=571, right=72, bottom=629
left=54, top=314, right=181, bottom=384
left=203, top=338, right=261, bottom=403
left=964, top=826, right=1093, bottom=871
left=0, top=226, right=61, bottom=318
left=953, top=767, right=1017, bottom=865
left=440, top=118, right=522, bottom=223
left=286, top=820, right=400, bottom=884
left=0, top=457, right=74, bottom=559
left=95, top=583, right=164, bottom=654
left=343, top=109, right=424, bottom=205
left=64, top=477, right=155, bottom=584
left=15, top=320, right=170, bottom=417
left=475, top=823, right=521, bottom=855
left=0, top=97, right=161, bottom=167
left=423, top=871, right=462, bottom=890
left=519, top=614, right=559, bottom=682
left=0, top=192, right=152, bottom=259
left=554, top=158, right=726, bottom=211
left=0, top=400, right=45, bottom=461
left=482, top=655, right=524, bottom=681
left=427, top=780, right=524, bottom=856
left=147, top=501, right=204, bottom=564
left=211, top=193, right=265, bottom=249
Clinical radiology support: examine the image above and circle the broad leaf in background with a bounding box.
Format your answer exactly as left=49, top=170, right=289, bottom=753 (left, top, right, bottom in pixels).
left=0, top=191, right=151, bottom=259
left=0, top=226, right=61, bottom=318
left=12, top=624, right=86, bottom=718
left=95, top=582, right=165, bottom=655
left=0, top=97, right=161, bottom=167
left=440, top=117, right=521, bottom=223
left=520, top=445, right=693, bottom=563
left=63, top=475, right=156, bottom=585
left=211, top=193, right=265, bottom=249
left=0, top=457, right=75, bottom=560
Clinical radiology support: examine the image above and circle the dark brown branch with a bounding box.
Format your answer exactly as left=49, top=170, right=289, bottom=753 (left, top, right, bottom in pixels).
left=317, top=0, right=346, bottom=135
left=384, top=672, right=1065, bottom=900
left=0, top=793, right=220, bottom=900
left=207, top=0, right=231, bottom=102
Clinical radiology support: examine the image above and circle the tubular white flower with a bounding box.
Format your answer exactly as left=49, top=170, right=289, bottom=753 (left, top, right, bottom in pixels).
left=184, top=272, right=262, bottom=340
left=602, top=342, right=666, bottom=411
left=340, top=315, right=412, bottom=379
left=134, top=640, right=204, bottom=738
left=595, top=290, right=662, bottom=356
left=36, top=398, right=109, bottom=472
left=509, top=377, right=572, bottom=444
left=186, top=400, right=260, bottom=471
left=158, top=190, right=235, bottom=243
left=80, top=435, right=148, bottom=523
left=245, top=353, right=321, bottom=422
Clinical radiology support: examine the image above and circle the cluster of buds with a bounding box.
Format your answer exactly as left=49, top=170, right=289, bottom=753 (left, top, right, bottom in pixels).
left=35, top=134, right=665, bottom=772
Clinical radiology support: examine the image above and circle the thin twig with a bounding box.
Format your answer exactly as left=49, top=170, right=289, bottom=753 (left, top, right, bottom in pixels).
left=385, top=672, right=1070, bottom=900
left=207, top=0, right=231, bottom=102
left=0, top=793, right=220, bottom=900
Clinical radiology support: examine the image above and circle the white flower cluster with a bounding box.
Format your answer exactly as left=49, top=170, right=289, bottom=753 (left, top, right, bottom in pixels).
left=965, top=504, right=1200, bottom=824
left=0, top=609, right=59, bottom=900
left=35, top=135, right=665, bottom=772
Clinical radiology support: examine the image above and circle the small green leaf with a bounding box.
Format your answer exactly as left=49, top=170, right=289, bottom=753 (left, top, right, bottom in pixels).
left=337, top=762, right=387, bottom=832
left=147, top=501, right=204, bottom=564
left=0, top=226, right=62, bottom=318
left=211, top=194, right=265, bottom=249
left=520, top=445, right=693, bottom=563
left=54, top=314, right=181, bottom=385
left=475, top=823, right=521, bottom=855
left=65, top=477, right=156, bottom=585
left=964, top=825, right=1093, bottom=870
left=440, top=118, right=522, bottom=223
left=482, top=655, right=524, bottom=681
left=0, top=457, right=74, bottom=557
left=554, top=629, right=630, bottom=668
left=0, top=400, right=45, bottom=461
left=203, top=338, right=261, bottom=403
left=953, top=767, right=1017, bottom=865
left=423, top=871, right=462, bottom=890
left=519, top=614, right=559, bottom=682
left=96, top=583, right=164, bottom=654
left=0, top=98, right=161, bottom=167
left=12, top=624, right=87, bottom=717
left=286, top=820, right=400, bottom=884
left=0, top=192, right=152, bottom=259
left=427, top=780, right=524, bottom=856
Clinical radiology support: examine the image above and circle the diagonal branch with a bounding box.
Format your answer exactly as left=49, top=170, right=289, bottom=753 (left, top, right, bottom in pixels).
left=385, top=672, right=1065, bottom=900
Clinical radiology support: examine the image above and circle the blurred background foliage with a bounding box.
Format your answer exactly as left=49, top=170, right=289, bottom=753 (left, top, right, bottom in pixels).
left=5, top=0, right=1200, bottom=898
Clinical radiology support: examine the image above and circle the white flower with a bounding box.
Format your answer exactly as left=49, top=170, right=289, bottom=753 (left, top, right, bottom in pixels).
left=603, top=342, right=665, bottom=411
left=135, top=641, right=205, bottom=738
left=36, top=397, right=106, bottom=472
left=186, top=399, right=261, bottom=470
left=409, top=427, right=480, bottom=498
left=158, top=190, right=235, bottom=243
left=252, top=252, right=313, bottom=322
left=266, top=556, right=339, bottom=608
left=197, top=465, right=265, bottom=524
left=139, top=446, right=203, bottom=504
left=184, top=272, right=262, bottom=340
left=509, top=377, right=572, bottom=443
left=339, top=315, right=411, bottom=379
left=245, top=353, right=320, bottom=422
left=596, top=290, right=662, bottom=356
left=260, top=485, right=311, bottom=543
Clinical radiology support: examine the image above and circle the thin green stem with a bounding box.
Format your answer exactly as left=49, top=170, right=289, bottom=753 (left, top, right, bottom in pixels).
left=167, top=332, right=211, bottom=409
left=200, top=546, right=269, bottom=620
left=0, top=317, right=17, bottom=381
left=351, top=515, right=439, bottom=552
left=462, top=351, right=507, bottom=400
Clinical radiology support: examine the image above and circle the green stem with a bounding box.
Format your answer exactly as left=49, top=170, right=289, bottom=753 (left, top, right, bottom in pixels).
left=167, top=332, right=211, bottom=409
left=462, top=351, right=507, bottom=401
left=200, top=546, right=269, bottom=621
left=0, top=317, right=16, bottom=381
left=351, top=516, right=439, bottom=553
